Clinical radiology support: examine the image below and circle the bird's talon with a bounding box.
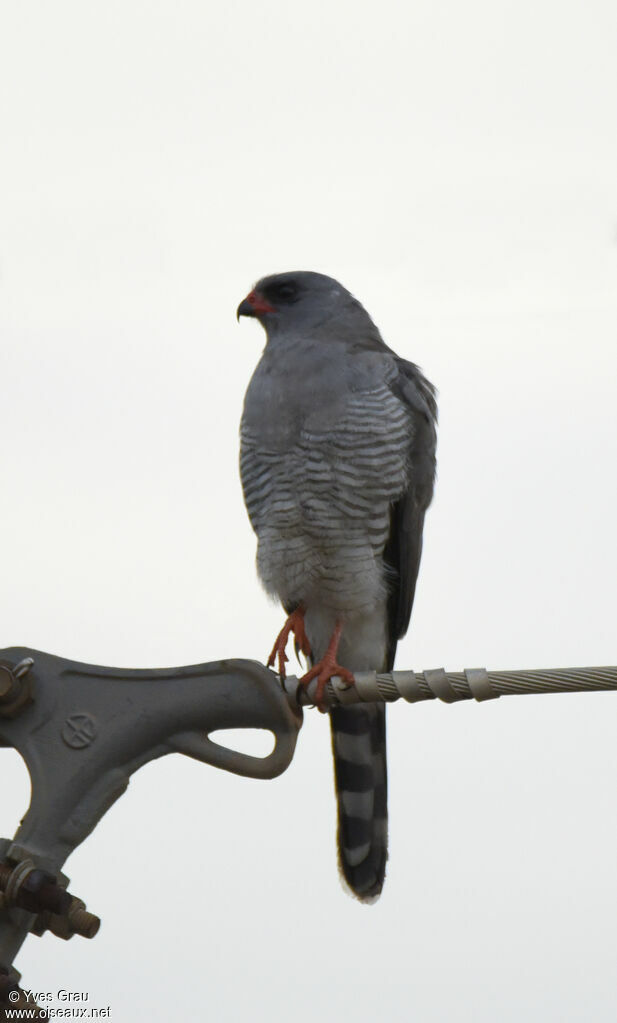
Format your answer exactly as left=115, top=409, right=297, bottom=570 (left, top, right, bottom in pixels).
left=298, top=624, right=355, bottom=712
left=267, top=606, right=308, bottom=680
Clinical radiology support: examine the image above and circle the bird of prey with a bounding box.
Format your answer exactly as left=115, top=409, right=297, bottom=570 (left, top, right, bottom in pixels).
left=237, top=272, right=437, bottom=902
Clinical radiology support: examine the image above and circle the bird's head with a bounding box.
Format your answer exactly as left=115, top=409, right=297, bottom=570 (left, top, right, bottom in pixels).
left=236, top=271, right=362, bottom=336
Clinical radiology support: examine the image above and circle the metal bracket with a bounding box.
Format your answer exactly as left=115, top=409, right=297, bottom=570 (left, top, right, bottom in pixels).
left=0, top=646, right=302, bottom=977
left=1, top=642, right=616, bottom=1006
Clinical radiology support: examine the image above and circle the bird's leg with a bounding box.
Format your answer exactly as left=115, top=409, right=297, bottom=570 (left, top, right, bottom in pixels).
left=267, top=605, right=312, bottom=679
left=298, top=620, right=355, bottom=710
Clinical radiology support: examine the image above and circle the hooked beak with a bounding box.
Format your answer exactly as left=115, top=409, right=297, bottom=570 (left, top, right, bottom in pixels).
left=236, top=290, right=276, bottom=321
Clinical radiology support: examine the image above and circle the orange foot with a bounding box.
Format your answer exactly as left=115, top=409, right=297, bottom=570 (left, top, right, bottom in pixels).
left=298, top=621, right=355, bottom=711
left=267, top=605, right=312, bottom=679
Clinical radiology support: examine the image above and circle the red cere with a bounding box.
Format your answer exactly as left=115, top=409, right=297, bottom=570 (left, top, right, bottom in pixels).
left=247, top=290, right=276, bottom=314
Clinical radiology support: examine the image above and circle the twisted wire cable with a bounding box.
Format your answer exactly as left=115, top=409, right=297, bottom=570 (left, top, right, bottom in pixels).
left=282, top=665, right=617, bottom=709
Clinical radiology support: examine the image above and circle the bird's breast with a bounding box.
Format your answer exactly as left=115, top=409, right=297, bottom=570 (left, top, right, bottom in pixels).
left=242, top=380, right=410, bottom=541
left=240, top=347, right=411, bottom=609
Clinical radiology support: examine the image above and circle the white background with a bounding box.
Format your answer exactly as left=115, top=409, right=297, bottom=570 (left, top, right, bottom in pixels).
left=1, top=2, right=616, bottom=1020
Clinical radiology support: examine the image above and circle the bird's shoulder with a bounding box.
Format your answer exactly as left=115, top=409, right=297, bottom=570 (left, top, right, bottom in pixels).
left=390, top=356, right=438, bottom=424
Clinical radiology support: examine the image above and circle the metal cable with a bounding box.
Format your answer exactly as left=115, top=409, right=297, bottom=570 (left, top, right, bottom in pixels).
left=282, top=665, right=617, bottom=709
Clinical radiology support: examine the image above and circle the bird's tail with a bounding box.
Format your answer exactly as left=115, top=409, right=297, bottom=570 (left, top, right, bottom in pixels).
left=329, top=703, right=387, bottom=902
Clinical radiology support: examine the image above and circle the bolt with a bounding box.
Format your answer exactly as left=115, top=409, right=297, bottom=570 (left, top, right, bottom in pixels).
left=0, top=862, right=71, bottom=915
left=12, top=658, right=34, bottom=679
left=0, top=862, right=100, bottom=939
left=0, top=659, right=34, bottom=718
left=0, top=667, right=13, bottom=701
left=21, top=870, right=72, bottom=916
left=67, top=898, right=100, bottom=939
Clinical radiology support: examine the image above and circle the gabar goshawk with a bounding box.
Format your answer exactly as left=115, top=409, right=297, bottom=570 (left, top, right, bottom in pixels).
left=237, top=271, right=437, bottom=902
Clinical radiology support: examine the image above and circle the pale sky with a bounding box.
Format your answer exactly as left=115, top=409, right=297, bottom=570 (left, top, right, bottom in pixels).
left=1, top=2, right=617, bottom=1021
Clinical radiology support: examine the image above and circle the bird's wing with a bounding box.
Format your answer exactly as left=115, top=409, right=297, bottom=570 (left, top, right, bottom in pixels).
left=382, top=358, right=437, bottom=668
left=329, top=355, right=436, bottom=903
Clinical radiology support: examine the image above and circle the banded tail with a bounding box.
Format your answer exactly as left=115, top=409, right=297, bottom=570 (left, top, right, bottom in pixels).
left=330, top=703, right=388, bottom=902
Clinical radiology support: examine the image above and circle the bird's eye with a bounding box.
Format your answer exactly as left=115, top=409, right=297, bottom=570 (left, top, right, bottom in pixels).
left=275, top=282, right=298, bottom=301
